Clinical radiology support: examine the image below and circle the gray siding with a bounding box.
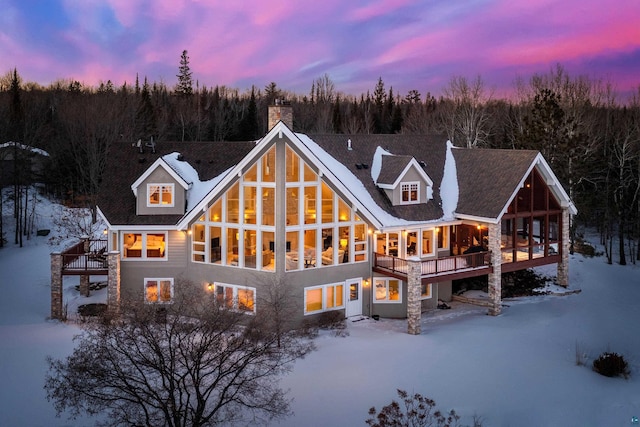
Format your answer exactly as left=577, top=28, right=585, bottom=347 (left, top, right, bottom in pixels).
left=136, top=167, right=186, bottom=215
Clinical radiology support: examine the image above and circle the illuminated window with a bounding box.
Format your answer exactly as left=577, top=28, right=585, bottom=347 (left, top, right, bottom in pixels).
left=147, top=184, right=174, bottom=207
left=374, top=279, right=401, bottom=303
left=145, top=278, right=173, bottom=303
left=304, top=283, right=345, bottom=314
left=123, top=233, right=167, bottom=259
left=421, top=282, right=432, bottom=299
left=401, top=182, right=419, bottom=204
left=211, top=283, right=256, bottom=314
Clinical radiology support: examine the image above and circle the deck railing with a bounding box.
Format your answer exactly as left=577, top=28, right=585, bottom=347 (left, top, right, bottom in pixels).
left=373, top=251, right=491, bottom=279
left=61, top=238, right=108, bottom=272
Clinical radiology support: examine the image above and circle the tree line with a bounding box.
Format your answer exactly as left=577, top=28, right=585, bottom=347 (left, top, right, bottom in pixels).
left=0, top=56, right=638, bottom=263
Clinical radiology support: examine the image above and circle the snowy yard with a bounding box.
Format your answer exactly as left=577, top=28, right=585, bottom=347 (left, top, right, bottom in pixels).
left=1, top=198, right=639, bottom=426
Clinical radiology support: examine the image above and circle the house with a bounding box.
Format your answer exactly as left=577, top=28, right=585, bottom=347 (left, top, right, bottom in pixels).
left=51, top=104, right=576, bottom=334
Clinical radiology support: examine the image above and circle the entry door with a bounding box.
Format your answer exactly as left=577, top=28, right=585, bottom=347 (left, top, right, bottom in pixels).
left=345, top=278, right=362, bottom=317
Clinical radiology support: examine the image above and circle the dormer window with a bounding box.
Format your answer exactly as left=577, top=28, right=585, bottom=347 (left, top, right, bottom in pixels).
left=401, top=182, right=419, bottom=204
left=147, top=184, right=174, bottom=207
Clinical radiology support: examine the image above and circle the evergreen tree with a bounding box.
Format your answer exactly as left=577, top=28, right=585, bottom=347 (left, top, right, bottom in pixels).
left=235, top=87, right=259, bottom=140
left=176, top=50, right=193, bottom=97
left=136, top=77, right=156, bottom=142
left=373, top=77, right=386, bottom=133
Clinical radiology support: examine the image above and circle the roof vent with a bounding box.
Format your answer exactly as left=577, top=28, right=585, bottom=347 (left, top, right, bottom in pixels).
left=138, top=157, right=146, bottom=163
left=177, top=154, right=185, bottom=161
left=419, top=161, right=426, bottom=168
left=361, top=163, right=369, bottom=169
left=347, top=139, right=352, bottom=150
left=355, top=163, right=363, bottom=169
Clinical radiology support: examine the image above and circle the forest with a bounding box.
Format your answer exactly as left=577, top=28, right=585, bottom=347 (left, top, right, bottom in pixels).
left=0, top=54, right=638, bottom=264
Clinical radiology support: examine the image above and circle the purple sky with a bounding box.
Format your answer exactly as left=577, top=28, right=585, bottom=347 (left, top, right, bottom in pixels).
left=2, top=0, right=639, bottom=98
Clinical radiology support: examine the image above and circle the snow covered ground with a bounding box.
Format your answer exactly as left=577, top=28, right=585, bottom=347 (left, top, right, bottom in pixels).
left=1, top=194, right=639, bottom=426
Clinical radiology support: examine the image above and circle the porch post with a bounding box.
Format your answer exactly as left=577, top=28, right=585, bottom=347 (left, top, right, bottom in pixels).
left=487, top=222, right=502, bottom=316
left=79, top=235, right=91, bottom=297
left=407, top=257, right=422, bottom=335
left=79, top=275, right=90, bottom=297
left=107, top=251, right=121, bottom=318
left=557, top=208, right=570, bottom=287
left=51, top=252, right=63, bottom=320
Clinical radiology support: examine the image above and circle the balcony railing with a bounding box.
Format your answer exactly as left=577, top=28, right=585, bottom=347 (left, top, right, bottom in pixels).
left=373, top=251, right=491, bottom=280
left=61, top=239, right=108, bottom=273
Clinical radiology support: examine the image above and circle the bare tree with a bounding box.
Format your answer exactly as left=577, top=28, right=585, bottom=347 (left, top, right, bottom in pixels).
left=439, top=75, right=493, bottom=148
left=45, top=286, right=314, bottom=427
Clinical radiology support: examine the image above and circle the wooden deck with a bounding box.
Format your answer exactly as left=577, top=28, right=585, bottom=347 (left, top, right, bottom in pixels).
left=61, top=238, right=109, bottom=275
left=373, top=251, right=493, bottom=282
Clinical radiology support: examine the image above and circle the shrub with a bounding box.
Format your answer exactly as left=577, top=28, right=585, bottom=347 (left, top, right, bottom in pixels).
left=593, top=351, right=630, bottom=378
left=366, top=389, right=468, bottom=427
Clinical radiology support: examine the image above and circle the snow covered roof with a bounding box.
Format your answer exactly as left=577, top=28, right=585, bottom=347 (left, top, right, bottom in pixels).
left=0, top=141, right=49, bottom=157
left=97, top=124, right=575, bottom=229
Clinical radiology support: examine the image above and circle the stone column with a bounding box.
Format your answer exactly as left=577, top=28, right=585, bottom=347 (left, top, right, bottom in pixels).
left=107, top=251, right=121, bottom=318
left=487, top=222, right=502, bottom=316
left=51, top=252, right=63, bottom=320
left=556, top=208, right=570, bottom=287
left=407, top=257, right=422, bottom=335
left=79, top=275, right=90, bottom=297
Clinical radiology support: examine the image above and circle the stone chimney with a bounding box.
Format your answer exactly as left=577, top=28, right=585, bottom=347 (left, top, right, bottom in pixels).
left=268, top=99, right=293, bottom=130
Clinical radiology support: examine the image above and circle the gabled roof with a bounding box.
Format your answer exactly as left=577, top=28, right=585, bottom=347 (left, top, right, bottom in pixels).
left=375, top=154, right=433, bottom=191
left=130, top=156, right=190, bottom=197
left=305, top=134, right=447, bottom=226
left=97, top=123, right=575, bottom=231
left=453, top=148, right=576, bottom=221
left=98, top=141, right=255, bottom=227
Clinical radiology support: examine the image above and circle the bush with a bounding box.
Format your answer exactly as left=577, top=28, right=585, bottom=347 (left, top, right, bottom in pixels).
left=366, top=389, right=468, bottom=427
left=593, top=352, right=630, bottom=378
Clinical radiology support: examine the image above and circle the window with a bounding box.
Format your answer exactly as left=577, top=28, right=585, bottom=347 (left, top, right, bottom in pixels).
left=210, top=283, right=256, bottom=313
left=421, top=282, right=432, bottom=299
left=145, top=278, right=173, bottom=303
left=304, top=283, right=345, bottom=314
left=147, top=184, right=174, bottom=207
left=374, top=279, right=401, bottom=303
left=437, top=226, right=448, bottom=249
left=401, top=182, right=419, bottom=204
left=123, top=232, right=167, bottom=260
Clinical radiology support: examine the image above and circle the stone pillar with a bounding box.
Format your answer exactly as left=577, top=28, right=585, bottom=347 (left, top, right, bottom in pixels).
left=487, top=222, right=502, bottom=316
left=51, top=252, right=63, bottom=320
left=79, top=275, right=90, bottom=297
left=107, top=251, right=121, bottom=318
left=407, top=257, right=422, bottom=335
left=556, top=208, right=570, bottom=287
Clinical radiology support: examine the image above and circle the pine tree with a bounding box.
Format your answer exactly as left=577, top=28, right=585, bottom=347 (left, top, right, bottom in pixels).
left=176, top=50, right=193, bottom=96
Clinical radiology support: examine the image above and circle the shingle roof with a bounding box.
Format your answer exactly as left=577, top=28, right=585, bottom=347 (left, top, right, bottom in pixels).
left=307, top=134, right=447, bottom=222
left=377, top=155, right=413, bottom=186
left=453, top=148, right=539, bottom=219
left=98, top=132, right=547, bottom=229
left=98, top=140, right=255, bottom=226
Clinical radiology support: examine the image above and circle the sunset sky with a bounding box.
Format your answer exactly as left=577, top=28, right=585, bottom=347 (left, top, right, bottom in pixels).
left=2, top=0, right=639, bottom=98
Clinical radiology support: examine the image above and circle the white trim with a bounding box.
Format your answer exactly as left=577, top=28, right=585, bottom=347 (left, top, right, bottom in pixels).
left=373, top=278, right=402, bottom=304
left=304, top=282, right=346, bottom=315
left=420, top=282, right=433, bottom=300
left=400, top=181, right=420, bottom=205
left=122, top=231, right=168, bottom=261
left=146, top=183, right=175, bottom=207
left=131, top=157, right=189, bottom=197
left=210, top=282, right=256, bottom=314
left=144, top=277, right=174, bottom=304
